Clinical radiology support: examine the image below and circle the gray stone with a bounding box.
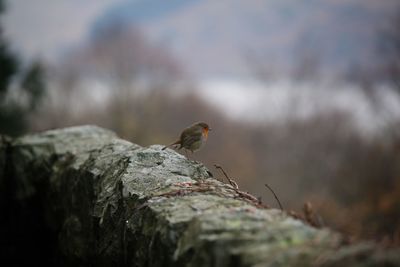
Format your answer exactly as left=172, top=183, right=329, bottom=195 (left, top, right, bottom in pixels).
left=2, top=125, right=399, bottom=266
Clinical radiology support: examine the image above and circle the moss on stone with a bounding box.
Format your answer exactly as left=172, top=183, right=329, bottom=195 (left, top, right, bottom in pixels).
left=3, top=125, right=400, bottom=267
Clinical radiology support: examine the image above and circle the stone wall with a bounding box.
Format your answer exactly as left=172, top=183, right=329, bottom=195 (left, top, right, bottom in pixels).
left=0, top=126, right=399, bottom=266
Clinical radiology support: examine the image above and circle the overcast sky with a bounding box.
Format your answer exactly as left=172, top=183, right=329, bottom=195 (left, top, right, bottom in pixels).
left=3, top=0, right=399, bottom=79
left=2, top=0, right=126, bottom=62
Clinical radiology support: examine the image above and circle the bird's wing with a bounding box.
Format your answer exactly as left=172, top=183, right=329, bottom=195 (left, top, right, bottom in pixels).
left=162, top=139, right=180, bottom=150
left=180, top=131, right=202, bottom=148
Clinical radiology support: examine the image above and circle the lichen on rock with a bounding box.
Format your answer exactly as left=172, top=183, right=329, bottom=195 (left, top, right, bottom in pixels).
left=1, top=125, right=400, bottom=267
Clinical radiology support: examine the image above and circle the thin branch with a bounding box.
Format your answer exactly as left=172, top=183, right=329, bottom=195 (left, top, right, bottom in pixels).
left=214, top=164, right=237, bottom=188
left=214, top=164, right=268, bottom=208
left=303, top=202, right=321, bottom=227
left=264, top=183, right=283, bottom=210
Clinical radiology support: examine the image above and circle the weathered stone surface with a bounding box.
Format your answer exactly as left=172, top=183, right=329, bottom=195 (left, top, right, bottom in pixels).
left=0, top=136, right=7, bottom=194
left=2, top=125, right=400, bottom=266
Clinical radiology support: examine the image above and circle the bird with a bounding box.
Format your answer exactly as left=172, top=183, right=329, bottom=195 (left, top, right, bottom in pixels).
left=162, top=122, right=211, bottom=153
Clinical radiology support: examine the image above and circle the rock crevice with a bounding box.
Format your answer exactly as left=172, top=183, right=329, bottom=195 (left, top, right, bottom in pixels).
left=0, top=125, right=399, bottom=266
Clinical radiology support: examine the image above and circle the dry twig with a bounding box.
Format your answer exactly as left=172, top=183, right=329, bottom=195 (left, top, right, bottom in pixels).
left=303, top=202, right=323, bottom=228
left=264, top=183, right=283, bottom=210
left=214, top=164, right=238, bottom=189
left=214, top=164, right=268, bottom=208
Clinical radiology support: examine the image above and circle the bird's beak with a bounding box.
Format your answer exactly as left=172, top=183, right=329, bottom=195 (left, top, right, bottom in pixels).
left=208, top=128, right=212, bottom=131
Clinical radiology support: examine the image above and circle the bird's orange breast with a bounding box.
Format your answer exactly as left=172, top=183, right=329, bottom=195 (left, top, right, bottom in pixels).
left=202, top=128, right=209, bottom=139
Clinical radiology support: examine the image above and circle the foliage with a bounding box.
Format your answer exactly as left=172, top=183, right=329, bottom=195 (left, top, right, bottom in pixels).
left=0, top=0, right=46, bottom=136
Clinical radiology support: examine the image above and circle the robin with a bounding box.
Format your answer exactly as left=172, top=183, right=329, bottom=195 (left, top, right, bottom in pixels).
left=162, top=122, right=211, bottom=153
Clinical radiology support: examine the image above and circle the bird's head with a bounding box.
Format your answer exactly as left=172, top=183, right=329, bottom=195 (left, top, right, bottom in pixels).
left=195, top=122, right=211, bottom=138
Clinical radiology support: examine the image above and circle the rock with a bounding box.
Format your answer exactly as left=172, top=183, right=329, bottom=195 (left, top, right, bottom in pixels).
left=1, top=125, right=399, bottom=266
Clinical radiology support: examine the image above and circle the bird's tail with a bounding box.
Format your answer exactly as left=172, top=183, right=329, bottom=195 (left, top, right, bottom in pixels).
left=162, top=140, right=180, bottom=150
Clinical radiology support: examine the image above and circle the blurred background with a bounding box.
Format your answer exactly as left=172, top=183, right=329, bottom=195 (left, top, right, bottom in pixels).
left=1, top=0, right=400, bottom=243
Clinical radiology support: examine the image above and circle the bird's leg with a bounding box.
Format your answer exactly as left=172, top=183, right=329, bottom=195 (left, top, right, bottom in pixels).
left=190, top=150, right=196, bottom=162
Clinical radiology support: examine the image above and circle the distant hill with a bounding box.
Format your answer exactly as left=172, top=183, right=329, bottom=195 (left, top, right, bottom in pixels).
left=92, top=0, right=400, bottom=79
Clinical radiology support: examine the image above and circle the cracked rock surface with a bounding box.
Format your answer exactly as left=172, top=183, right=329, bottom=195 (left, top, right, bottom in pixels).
left=1, top=125, right=399, bottom=266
